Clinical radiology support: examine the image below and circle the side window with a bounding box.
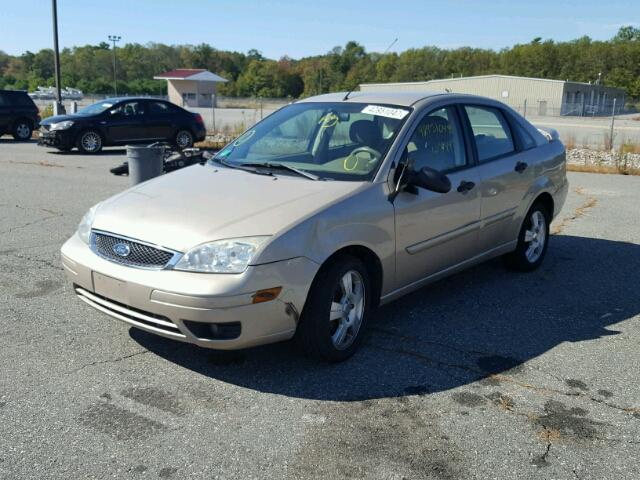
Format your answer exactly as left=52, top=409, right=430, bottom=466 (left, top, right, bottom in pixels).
left=406, top=106, right=466, bottom=173
left=14, top=93, right=34, bottom=106
left=148, top=102, right=170, bottom=114
left=113, top=101, right=144, bottom=116
left=509, top=118, right=536, bottom=150
left=0, top=93, right=8, bottom=106
left=464, top=106, right=515, bottom=162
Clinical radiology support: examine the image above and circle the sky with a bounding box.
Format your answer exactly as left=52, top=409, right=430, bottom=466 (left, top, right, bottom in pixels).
left=1, top=0, right=639, bottom=58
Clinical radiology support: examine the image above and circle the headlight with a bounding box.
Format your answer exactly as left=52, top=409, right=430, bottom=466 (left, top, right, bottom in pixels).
left=174, top=236, right=270, bottom=273
left=77, top=204, right=99, bottom=244
left=50, top=120, right=74, bottom=131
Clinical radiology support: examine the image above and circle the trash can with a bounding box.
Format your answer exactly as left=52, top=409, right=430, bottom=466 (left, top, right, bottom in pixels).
left=126, top=144, right=165, bottom=185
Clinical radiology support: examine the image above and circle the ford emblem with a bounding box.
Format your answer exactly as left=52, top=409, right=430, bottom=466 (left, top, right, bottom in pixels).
left=112, top=242, right=131, bottom=257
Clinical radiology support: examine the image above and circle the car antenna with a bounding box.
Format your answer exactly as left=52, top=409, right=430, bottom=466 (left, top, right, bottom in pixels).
left=343, top=37, right=398, bottom=101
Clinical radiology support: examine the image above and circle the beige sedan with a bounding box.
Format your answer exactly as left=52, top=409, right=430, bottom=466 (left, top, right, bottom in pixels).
left=61, top=91, right=568, bottom=362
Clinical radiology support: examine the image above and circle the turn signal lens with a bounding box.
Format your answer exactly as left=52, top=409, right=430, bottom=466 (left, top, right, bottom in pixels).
left=252, top=287, right=282, bottom=304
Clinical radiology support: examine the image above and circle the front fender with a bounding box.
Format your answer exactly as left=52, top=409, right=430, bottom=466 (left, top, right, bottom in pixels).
left=255, top=183, right=396, bottom=293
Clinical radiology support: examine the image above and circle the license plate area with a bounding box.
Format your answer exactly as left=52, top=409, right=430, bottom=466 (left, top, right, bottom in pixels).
left=92, top=272, right=129, bottom=305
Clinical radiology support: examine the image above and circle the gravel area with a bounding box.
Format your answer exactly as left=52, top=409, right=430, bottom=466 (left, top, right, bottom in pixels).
left=567, top=148, right=640, bottom=170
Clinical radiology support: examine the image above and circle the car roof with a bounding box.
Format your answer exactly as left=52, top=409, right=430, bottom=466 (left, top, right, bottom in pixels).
left=97, top=97, right=168, bottom=104
left=298, top=91, right=446, bottom=107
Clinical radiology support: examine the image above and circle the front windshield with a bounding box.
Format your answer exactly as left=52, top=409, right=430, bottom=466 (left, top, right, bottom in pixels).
left=76, top=101, right=114, bottom=116
left=214, top=102, right=411, bottom=181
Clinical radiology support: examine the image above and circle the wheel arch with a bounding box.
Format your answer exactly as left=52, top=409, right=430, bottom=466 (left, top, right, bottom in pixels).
left=12, top=116, right=34, bottom=130
left=314, top=245, right=384, bottom=308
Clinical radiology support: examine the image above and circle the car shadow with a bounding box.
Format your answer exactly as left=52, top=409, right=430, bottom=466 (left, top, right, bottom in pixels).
left=130, top=234, right=640, bottom=401
left=0, top=138, right=38, bottom=144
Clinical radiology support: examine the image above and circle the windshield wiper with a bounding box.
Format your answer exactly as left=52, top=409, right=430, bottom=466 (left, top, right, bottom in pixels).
left=240, top=162, right=320, bottom=180
left=211, top=157, right=272, bottom=176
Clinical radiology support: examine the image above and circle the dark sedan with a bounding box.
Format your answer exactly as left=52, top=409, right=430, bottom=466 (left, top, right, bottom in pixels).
left=38, top=97, right=206, bottom=153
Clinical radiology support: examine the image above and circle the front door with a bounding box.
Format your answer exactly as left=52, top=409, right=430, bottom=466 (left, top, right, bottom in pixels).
left=393, top=105, right=482, bottom=290
left=104, top=101, right=147, bottom=143
left=461, top=105, right=535, bottom=252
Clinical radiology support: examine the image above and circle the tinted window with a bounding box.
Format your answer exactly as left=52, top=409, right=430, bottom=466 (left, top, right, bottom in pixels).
left=111, top=101, right=144, bottom=116
left=406, top=106, right=466, bottom=172
left=464, top=106, right=515, bottom=162
left=148, top=101, right=170, bottom=114
left=11, top=92, right=35, bottom=107
left=0, top=93, right=8, bottom=106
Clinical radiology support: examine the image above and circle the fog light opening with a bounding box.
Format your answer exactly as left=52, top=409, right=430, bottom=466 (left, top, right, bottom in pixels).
left=252, top=286, right=282, bottom=304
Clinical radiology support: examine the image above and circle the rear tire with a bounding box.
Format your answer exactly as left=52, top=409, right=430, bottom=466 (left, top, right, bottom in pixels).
left=77, top=130, right=103, bottom=154
left=175, top=130, right=194, bottom=150
left=12, top=120, right=32, bottom=141
left=504, top=202, right=550, bottom=271
left=295, top=255, right=371, bottom=362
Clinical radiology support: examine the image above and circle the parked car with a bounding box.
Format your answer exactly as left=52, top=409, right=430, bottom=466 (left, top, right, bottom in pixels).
left=61, top=92, right=567, bottom=362
left=0, top=89, right=40, bottom=140
left=39, top=97, right=206, bottom=153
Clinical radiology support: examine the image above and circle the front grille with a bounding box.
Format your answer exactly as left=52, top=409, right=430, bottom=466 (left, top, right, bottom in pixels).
left=91, top=231, right=177, bottom=269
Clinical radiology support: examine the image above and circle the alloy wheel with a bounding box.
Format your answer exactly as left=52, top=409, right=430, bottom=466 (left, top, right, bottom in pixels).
left=524, top=210, right=547, bottom=263
left=329, top=269, right=365, bottom=350
left=16, top=123, right=31, bottom=139
left=81, top=132, right=101, bottom=153
left=176, top=131, right=193, bottom=149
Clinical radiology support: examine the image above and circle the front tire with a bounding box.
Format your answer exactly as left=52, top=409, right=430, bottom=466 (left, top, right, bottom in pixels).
left=504, top=202, right=550, bottom=271
left=175, top=130, right=194, bottom=150
left=77, top=130, right=103, bottom=154
left=12, top=120, right=32, bottom=140
left=296, top=256, right=371, bottom=362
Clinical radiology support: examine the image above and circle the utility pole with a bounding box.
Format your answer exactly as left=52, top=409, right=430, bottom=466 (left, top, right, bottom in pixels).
left=108, top=35, right=121, bottom=96
left=609, top=98, right=617, bottom=150
left=51, top=0, right=65, bottom=114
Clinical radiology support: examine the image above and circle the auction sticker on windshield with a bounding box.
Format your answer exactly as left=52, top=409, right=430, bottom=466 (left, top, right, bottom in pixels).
left=361, top=105, right=409, bottom=119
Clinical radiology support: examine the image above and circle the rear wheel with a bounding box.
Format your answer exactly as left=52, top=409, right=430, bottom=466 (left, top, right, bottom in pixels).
left=175, top=130, right=194, bottom=150
left=12, top=120, right=32, bottom=140
left=504, top=203, right=550, bottom=271
left=296, top=256, right=371, bottom=362
left=77, top=130, right=103, bottom=154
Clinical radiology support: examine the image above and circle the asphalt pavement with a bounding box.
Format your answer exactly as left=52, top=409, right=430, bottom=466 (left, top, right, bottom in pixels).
left=1, top=140, right=639, bottom=479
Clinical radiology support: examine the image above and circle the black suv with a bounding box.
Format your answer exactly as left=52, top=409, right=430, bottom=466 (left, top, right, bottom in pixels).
left=39, top=97, right=207, bottom=153
left=0, top=90, right=40, bottom=141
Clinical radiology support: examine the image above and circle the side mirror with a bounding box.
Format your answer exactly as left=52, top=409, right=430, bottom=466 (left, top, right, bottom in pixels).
left=407, top=166, right=451, bottom=194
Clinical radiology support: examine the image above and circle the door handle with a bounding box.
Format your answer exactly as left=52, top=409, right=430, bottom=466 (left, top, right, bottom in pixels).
left=457, top=180, right=475, bottom=193
left=515, top=161, right=528, bottom=173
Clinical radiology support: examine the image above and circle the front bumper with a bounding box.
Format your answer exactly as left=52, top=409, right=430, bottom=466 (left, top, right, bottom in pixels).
left=38, top=129, right=75, bottom=149
left=61, top=233, right=319, bottom=350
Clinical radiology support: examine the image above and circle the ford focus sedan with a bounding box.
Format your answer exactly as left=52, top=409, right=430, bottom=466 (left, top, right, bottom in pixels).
left=61, top=91, right=567, bottom=362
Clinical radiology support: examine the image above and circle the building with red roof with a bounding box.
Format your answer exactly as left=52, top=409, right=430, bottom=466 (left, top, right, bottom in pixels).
left=154, top=69, right=227, bottom=107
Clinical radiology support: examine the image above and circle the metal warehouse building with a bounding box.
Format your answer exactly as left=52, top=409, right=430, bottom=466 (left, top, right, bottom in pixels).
left=360, top=74, right=626, bottom=117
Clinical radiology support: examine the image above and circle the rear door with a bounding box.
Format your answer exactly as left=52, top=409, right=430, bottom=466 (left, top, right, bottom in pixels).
left=104, top=100, right=147, bottom=143
left=461, top=105, right=535, bottom=252
left=393, top=105, right=482, bottom=288
left=145, top=101, right=177, bottom=140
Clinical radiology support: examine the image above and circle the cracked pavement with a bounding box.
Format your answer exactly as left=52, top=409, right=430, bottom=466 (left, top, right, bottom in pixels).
left=1, top=140, right=639, bottom=479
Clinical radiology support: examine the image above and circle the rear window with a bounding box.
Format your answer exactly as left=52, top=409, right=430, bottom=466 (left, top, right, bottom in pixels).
left=5, top=91, right=35, bottom=107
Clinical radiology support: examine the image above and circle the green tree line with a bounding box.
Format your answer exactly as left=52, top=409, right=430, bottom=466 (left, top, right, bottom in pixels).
left=1, top=26, right=639, bottom=99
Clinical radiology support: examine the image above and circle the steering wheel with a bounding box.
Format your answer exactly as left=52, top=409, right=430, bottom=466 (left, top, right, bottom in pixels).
left=343, top=146, right=382, bottom=172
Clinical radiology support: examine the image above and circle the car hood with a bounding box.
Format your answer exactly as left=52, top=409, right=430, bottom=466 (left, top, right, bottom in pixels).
left=40, top=113, right=88, bottom=124
left=92, top=164, right=366, bottom=252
